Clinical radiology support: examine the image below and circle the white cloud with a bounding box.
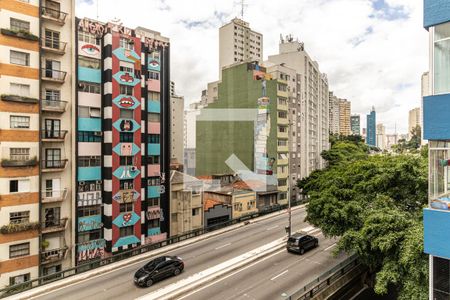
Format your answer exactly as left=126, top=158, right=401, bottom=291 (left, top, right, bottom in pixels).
left=76, top=0, right=427, bottom=134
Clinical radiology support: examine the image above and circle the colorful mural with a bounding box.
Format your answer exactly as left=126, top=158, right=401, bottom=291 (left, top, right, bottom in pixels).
left=78, top=215, right=102, bottom=232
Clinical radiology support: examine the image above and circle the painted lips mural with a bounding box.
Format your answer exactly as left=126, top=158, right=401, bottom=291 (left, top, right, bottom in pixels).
left=118, top=97, right=135, bottom=108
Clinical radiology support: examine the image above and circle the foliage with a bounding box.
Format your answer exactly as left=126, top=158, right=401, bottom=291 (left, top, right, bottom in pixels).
left=321, top=135, right=369, bottom=167
left=392, top=125, right=422, bottom=154
left=0, top=222, right=40, bottom=234
left=298, top=138, right=428, bottom=299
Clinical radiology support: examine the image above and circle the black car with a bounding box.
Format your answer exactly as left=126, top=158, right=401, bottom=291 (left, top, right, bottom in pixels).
left=134, top=256, right=184, bottom=287
left=286, top=233, right=319, bottom=254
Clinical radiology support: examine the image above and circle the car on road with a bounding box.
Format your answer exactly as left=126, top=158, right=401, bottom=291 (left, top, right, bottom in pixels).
left=134, top=256, right=184, bottom=287
left=286, top=233, right=319, bottom=254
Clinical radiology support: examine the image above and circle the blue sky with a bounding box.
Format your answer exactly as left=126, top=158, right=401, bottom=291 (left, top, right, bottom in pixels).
left=76, top=0, right=428, bottom=134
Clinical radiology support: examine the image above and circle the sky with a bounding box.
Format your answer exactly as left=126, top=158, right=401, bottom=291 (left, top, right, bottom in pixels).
left=76, top=0, right=428, bottom=134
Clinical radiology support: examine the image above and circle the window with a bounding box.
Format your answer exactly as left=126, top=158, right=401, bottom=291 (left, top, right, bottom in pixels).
left=120, top=156, right=133, bottom=166
left=45, top=89, right=61, bottom=101
left=434, top=23, right=450, bottom=94
left=120, top=85, right=133, bottom=96
left=10, top=243, right=30, bottom=258
left=192, top=208, right=200, bottom=216
left=9, top=179, right=29, bottom=193
left=78, top=106, right=100, bottom=118
left=278, top=97, right=287, bottom=106
left=44, top=29, right=60, bottom=49
left=78, top=131, right=102, bottom=142
left=149, top=156, right=160, bottom=164
left=120, top=179, right=133, bottom=190
left=78, top=156, right=101, bottom=167
left=149, top=134, right=160, bottom=143
left=148, top=113, right=160, bottom=122
left=79, top=82, right=100, bottom=94
left=119, top=203, right=133, bottom=213
left=78, top=31, right=100, bottom=45
left=148, top=71, right=159, bottom=80
left=120, top=109, right=133, bottom=119
left=10, top=116, right=30, bottom=129
left=120, top=132, right=133, bottom=143
left=278, top=140, right=287, bottom=146
left=10, top=83, right=30, bottom=97
left=10, top=50, right=29, bottom=66
left=90, top=107, right=101, bottom=118
left=149, top=219, right=160, bottom=228
left=278, top=126, right=287, bottom=133
left=149, top=50, right=160, bottom=60
left=10, top=211, right=30, bottom=224
left=120, top=38, right=134, bottom=50
left=120, top=225, right=133, bottom=237
left=10, top=148, right=30, bottom=161
left=148, top=177, right=160, bottom=186
left=148, top=92, right=160, bottom=101
left=10, top=273, right=30, bottom=286
left=79, top=56, right=101, bottom=69
left=119, top=61, right=134, bottom=73
left=149, top=197, right=160, bottom=206
left=77, top=229, right=101, bottom=243
left=278, top=111, right=287, bottom=119
left=10, top=18, right=30, bottom=32
left=278, top=179, right=287, bottom=187
left=77, top=205, right=101, bottom=217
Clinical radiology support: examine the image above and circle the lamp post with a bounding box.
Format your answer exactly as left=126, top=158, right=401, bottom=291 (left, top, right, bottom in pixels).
left=286, top=120, right=294, bottom=237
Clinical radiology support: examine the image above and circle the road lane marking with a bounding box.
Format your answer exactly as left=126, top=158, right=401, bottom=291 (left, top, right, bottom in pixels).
left=324, top=243, right=337, bottom=251
left=215, top=243, right=231, bottom=250
left=266, top=225, right=279, bottom=231
left=177, top=248, right=286, bottom=300
left=270, top=270, right=288, bottom=281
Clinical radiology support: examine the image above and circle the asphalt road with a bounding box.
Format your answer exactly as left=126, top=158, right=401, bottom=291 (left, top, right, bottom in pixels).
left=33, top=207, right=340, bottom=300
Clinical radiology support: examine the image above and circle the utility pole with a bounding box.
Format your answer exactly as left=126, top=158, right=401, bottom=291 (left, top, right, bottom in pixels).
left=286, top=120, right=293, bottom=237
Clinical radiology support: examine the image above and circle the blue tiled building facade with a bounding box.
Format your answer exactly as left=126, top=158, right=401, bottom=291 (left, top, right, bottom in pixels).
left=366, top=107, right=376, bottom=147
left=423, top=1, right=450, bottom=299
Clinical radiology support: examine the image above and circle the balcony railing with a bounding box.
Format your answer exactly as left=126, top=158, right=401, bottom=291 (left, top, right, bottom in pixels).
left=41, top=69, right=67, bottom=83
left=1, top=28, right=38, bottom=41
left=41, top=217, right=68, bottom=234
left=41, top=7, right=68, bottom=24
left=41, top=130, right=68, bottom=141
left=0, top=222, right=40, bottom=234
left=41, top=159, right=68, bottom=172
left=41, top=38, right=67, bottom=55
left=41, top=247, right=68, bottom=264
left=41, top=99, right=67, bottom=113
left=41, top=188, right=68, bottom=203
left=1, top=157, right=37, bottom=168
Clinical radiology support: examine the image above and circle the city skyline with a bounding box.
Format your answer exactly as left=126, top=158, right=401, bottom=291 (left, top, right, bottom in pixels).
left=76, top=0, right=427, bottom=134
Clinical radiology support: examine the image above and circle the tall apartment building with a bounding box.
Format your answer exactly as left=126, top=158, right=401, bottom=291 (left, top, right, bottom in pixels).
left=75, top=18, right=170, bottom=262
left=267, top=39, right=329, bottom=178
left=170, top=94, right=184, bottom=165
left=366, top=107, right=376, bottom=147
left=196, top=61, right=285, bottom=202
left=350, top=115, right=360, bottom=136
left=0, top=0, right=74, bottom=287
left=338, top=99, right=351, bottom=136
left=408, top=107, right=421, bottom=139
left=219, top=18, right=262, bottom=75
left=423, top=2, right=450, bottom=298
left=376, top=123, right=386, bottom=150
left=329, top=92, right=340, bottom=134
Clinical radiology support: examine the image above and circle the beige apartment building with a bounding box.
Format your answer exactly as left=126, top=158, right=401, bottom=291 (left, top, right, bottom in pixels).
left=376, top=123, right=387, bottom=150
left=408, top=107, right=421, bottom=139
left=329, top=92, right=340, bottom=134
left=0, top=0, right=74, bottom=287
left=170, top=171, right=204, bottom=236
left=170, top=94, right=184, bottom=165
left=338, top=99, right=351, bottom=136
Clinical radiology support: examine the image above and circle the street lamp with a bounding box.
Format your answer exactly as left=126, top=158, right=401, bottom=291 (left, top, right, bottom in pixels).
left=286, top=120, right=294, bottom=237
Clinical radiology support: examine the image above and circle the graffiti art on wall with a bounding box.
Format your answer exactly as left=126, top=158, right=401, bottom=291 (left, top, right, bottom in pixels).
left=113, top=71, right=141, bottom=86
left=145, top=232, right=167, bottom=245
left=146, top=207, right=161, bottom=220
left=113, top=166, right=140, bottom=180
left=81, top=44, right=100, bottom=56
left=77, top=239, right=106, bottom=252
left=78, top=247, right=105, bottom=262
left=78, top=215, right=102, bottom=232
left=112, top=211, right=140, bottom=228
left=112, top=189, right=139, bottom=203
left=113, top=143, right=140, bottom=156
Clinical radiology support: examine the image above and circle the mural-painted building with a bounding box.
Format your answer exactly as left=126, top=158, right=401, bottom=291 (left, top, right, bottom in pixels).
left=423, top=1, right=450, bottom=298
left=75, top=18, right=170, bottom=263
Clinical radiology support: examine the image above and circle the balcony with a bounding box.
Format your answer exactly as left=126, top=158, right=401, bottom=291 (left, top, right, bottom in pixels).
left=41, top=130, right=68, bottom=142
left=0, top=28, right=38, bottom=41
left=41, top=159, right=68, bottom=172
left=41, top=69, right=67, bottom=83
left=40, top=246, right=68, bottom=265
left=41, top=7, right=68, bottom=25
left=41, top=38, right=67, bottom=55
left=41, top=217, right=68, bottom=234
left=0, top=222, right=40, bottom=234
left=41, top=188, right=68, bottom=203
left=1, top=157, right=37, bottom=168
left=1, top=94, right=38, bottom=104
left=41, top=99, right=67, bottom=113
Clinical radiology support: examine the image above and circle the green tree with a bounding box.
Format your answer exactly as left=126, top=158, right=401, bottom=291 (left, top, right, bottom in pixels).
left=299, top=140, right=428, bottom=299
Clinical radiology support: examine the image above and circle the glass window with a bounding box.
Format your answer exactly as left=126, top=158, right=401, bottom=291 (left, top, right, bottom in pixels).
left=148, top=113, right=160, bottom=122
left=120, top=156, right=133, bottom=166
left=45, top=89, right=61, bottom=101
left=10, top=83, right=30, bottom=97
left=120, top=85, right=133, bottom=96
left=120, top=38, right=134, bottom=50
left=78, top=156, right=101, bottom=167
left=429, top=141, right=450, bottom=210
left=278, top=111, right=287, bottom=119
left=149, top=219, right=160, bottom=228
left=434, top=23, right=450, bottom=94
left=79, top=56, right=101, bottom=69
left=10, top=116, right=30, bottom=129
left=119, top=203, right=133, bottom=213
left=148, top=71, right=159, bottom=80
left=78, top=31, right=100, bottom=45
left=10, top=243, right=30, bottom=258
left=78, top=131, right=102, bottom=142
left=149, top=134, right=160, bottom=143
left=77, top=180, right=102, bottom=192
left=149, top=197, right=160, bottom=206
left=10, top=18, right=30, bottom=32
left=10, top=148, right=30, bottom=161
left=10, top=273, right=30, bottom=286
left=10, top=50, right=29, bottom=66
left=149, top=156, right=160, bottom=164
left=148, top=92, right=160, bottom=101
left=10, top=211, right=30, bottom=224
left=120, top=179, right=133, bottom=190
left=120, top=132, right=133, bottom=143
left=79, top=82, right=100, bottom=94
left=120, top=225, right=133, bottom=237
left=77, top=205, right=101, bottom=217
left=147, top=177, right=160, bottom=186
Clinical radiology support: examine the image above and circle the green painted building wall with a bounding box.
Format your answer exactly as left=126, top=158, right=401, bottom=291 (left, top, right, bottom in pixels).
left=196, top=63, right=278, bottom=176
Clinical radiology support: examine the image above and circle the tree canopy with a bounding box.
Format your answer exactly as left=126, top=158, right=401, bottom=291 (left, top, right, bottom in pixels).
left=298, top=137, right=428, bottom=299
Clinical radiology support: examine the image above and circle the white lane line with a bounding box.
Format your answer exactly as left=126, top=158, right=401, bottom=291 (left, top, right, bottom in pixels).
left=176, top=248, right=286, bottom=300
left=270, top=270, right=288, bottom=281
left=215, top=243, right=231, bottom=250
left=266, top=225, right=279, bottom=231
left=324, top=243, right=337, bottom=251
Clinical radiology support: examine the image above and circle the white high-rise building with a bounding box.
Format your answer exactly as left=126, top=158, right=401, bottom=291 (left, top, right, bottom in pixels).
left=376, top=123, right=387, bottom=150
left=219, top=18, right=263, bottom=76
left=329, top=92, right=340, bottom=134
left=408, top=107, right=421, bottom=139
